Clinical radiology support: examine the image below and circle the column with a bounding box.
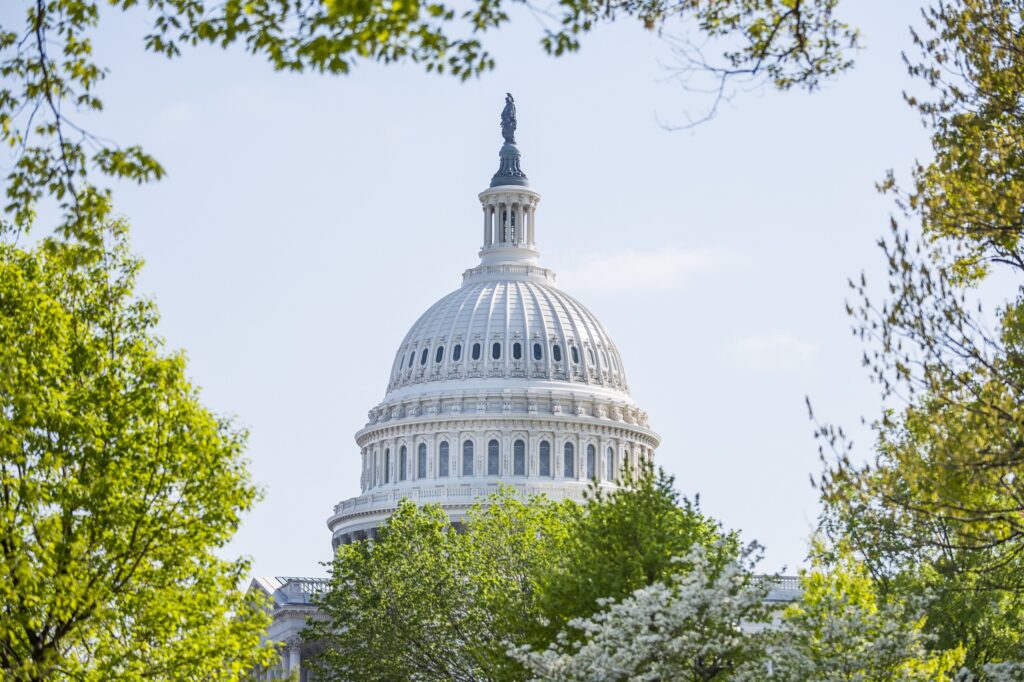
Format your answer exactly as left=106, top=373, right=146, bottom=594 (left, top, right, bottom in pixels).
left=528, top=203, right=535, bottom=244
left=516, top=203, right=525, bottom=244
left=483, top=205, right=490, bottom=246
left=288, top=646, right=301, bottom=678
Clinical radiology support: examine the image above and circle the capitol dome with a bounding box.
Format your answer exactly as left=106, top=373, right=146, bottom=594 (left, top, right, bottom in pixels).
left=385, top=276, right=630, bottom=399
left=328, top=96, right=659, bottom=547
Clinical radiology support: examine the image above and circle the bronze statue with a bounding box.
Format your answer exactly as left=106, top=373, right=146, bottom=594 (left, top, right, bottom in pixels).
left=500, top=93, right=517, bottom=144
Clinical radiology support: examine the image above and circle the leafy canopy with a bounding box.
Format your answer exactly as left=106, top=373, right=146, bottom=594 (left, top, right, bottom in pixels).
left=815, top=0, right=1024, bottom=672
left=538, top=463, right=739, bottom=641
left=0, top=0, right=856, bottom=240
left=306, top=488, right=575, bottom=682
left=0, top=222, right=273, bottom=680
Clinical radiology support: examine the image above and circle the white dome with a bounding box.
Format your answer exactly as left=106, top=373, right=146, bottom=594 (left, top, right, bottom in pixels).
left=329, top=101, right=659, bottom=548
left=386, top=273, right=629, bottom=398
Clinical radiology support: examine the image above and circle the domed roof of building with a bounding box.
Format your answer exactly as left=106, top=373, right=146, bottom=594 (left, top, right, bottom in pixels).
left=385, top=274, right=628, bottom=396
left=380, top=94, right=630, bottom=404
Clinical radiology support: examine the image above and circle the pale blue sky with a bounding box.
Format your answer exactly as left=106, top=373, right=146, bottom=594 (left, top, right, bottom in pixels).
left=4, top=2, right=932, bottom=575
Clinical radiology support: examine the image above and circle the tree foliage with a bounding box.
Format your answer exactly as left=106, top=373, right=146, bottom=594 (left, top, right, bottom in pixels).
left=308, top=469, right=739, bottom=681
left=306, top=489, right=575, bottom=682
left=770, top=542, right=963, bottom=681
left=0, top=222, right=272, bottom=680
left=538, top=463, right=738, bottom=642
left=0, top=0, right=856, bottom=239
left=511, top=542, right=772, bottom=682
left=815, top=0, right=1024, bottom=672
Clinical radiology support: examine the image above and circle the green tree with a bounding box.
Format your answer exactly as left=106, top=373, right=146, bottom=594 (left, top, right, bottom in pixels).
left=538, top=463, right=739, bottom=642
left=511, top=541, right=772, bottom=682
left=306, top=489, right=574, bottom=682
left=0, top=0, right=856, bottom=239
left=770, top=542, right=963, bottom=681
left=0, top=222, right=273, bottom=680
left=815, top=0, right=1024, bottom=671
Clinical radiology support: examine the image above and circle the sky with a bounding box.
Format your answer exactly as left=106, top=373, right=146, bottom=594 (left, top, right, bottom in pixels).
left=3, top=2, right=935, bottom=576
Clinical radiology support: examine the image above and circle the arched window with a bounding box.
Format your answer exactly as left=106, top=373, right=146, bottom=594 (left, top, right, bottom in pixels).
left=532, top=343, right=542, bottom=360
left=514, top=439, right=526, bottom=475
left=587, top=444, right=596, bottom=480
left=624, top=448, right=631, bottom=479
left=400, top=446, right=408, bottom=481
left=588, top=348, right=596, bottom=365
left=435, top=346, right=444, bottom=363
left=601, top=349, right=609, bottom=365
left=418, top=443, right=427, bottom=478
left=462, top=440, right=474, bottom=476
left=452, top=344, right=462, bottom=361
left=471, top=343, right=481, bottom=360
left=488, top=439, right=500, bottom=475
left=571, top=346, right=580, bottom=364
left=408, top=351, right=415, bottom=368
left=606, top=446, right=615, bottom=481
left=564, top=442, right=575, bottom=478
left=539, top=440, right=551, bottom=477
left=439, top=441, right=450, bottom=477
left=384, top=448, right=391, bottom=483
left=513, top=342, right=522, bottom=360
left=492, top=342, right=501, bottom=360
left=552, top=344, right=562, bottom=362
left=420, top=348, right=428, bottom=365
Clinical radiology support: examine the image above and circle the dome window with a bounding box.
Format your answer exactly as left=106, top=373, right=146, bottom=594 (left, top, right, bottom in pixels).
left=587, top=444, right=596, bottom=480
left=606, top=446, right=615, bottom=481
left=384, top=448, right=390, bottom=483
left=488, top=439, right=500, bottom=475
left=408, top=351, right=415, bottom=368
left=514, top=439, right=526, bottom=475
left=453, top=344, right=462, bottom=361
left=492, top=342, right=501, bottom=360
left=400, top=446, right=408, bottom=481
left=532, top=343, right=542, bottom=360
left=471, top=343, right=481, bottom=360
left=513, top=342, right=522, bottom=360
left=539, top=440, right=551, bottom=477
left=601, top=350, right=609, bottom=365
left=462, top=440, right=474, bottom=476
left=553, top=344, right=562, bottom=362
left=420, top=348, right=429, bottom=365
left=587, top=348, right=596, bottom=365
left=571, top=346, right=580, bottom=364
left=418, top=443, right=428, bottom=479
left=435, top=346, right=444, bottom=363
left=439, top=442, right=450, bottom=477
left=564, top=442, right=575, bottom=478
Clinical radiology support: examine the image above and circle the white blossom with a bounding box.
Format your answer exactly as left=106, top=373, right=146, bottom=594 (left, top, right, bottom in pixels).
left=510, top=542, right=772, bottom=682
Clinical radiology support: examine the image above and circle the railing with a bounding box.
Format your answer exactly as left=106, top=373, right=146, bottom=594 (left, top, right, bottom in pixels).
left=276, top=577, right=330, bottom=604
left=331, top=483, right=592, bottom=517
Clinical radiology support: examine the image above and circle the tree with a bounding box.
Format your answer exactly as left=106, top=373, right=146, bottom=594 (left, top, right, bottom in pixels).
left=538, top=464, right=739, bottom=643
left=306, top=489, right=574, bottom=682
left=0, top=222, right=273, bottom=680
left=814, top=0, right=1024, bottom=670
left=769, top=543, right=963, bottom=681
left=510, top=541, right=772, bottom=682
left=0, top=0, right=857, bottom=240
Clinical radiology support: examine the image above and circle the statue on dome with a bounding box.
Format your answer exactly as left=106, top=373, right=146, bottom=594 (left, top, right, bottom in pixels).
left=500, top=93, right=517, bottom=144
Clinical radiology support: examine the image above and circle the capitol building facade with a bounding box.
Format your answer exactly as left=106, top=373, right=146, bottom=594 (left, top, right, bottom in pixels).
left=250, top=96, right=662, bottom=680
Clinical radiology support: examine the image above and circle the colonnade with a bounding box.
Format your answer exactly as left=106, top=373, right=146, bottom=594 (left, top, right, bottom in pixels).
left=483, top=198, right=536, bottom=247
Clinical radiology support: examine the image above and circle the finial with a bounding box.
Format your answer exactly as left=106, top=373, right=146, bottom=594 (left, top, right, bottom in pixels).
left=491, top=93, right=529, bottom=187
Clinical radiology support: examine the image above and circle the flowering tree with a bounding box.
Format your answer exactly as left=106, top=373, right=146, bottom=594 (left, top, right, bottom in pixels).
left=511, top=542, right=773, bottom=682
left=768, top=547, right=963, bottom=681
